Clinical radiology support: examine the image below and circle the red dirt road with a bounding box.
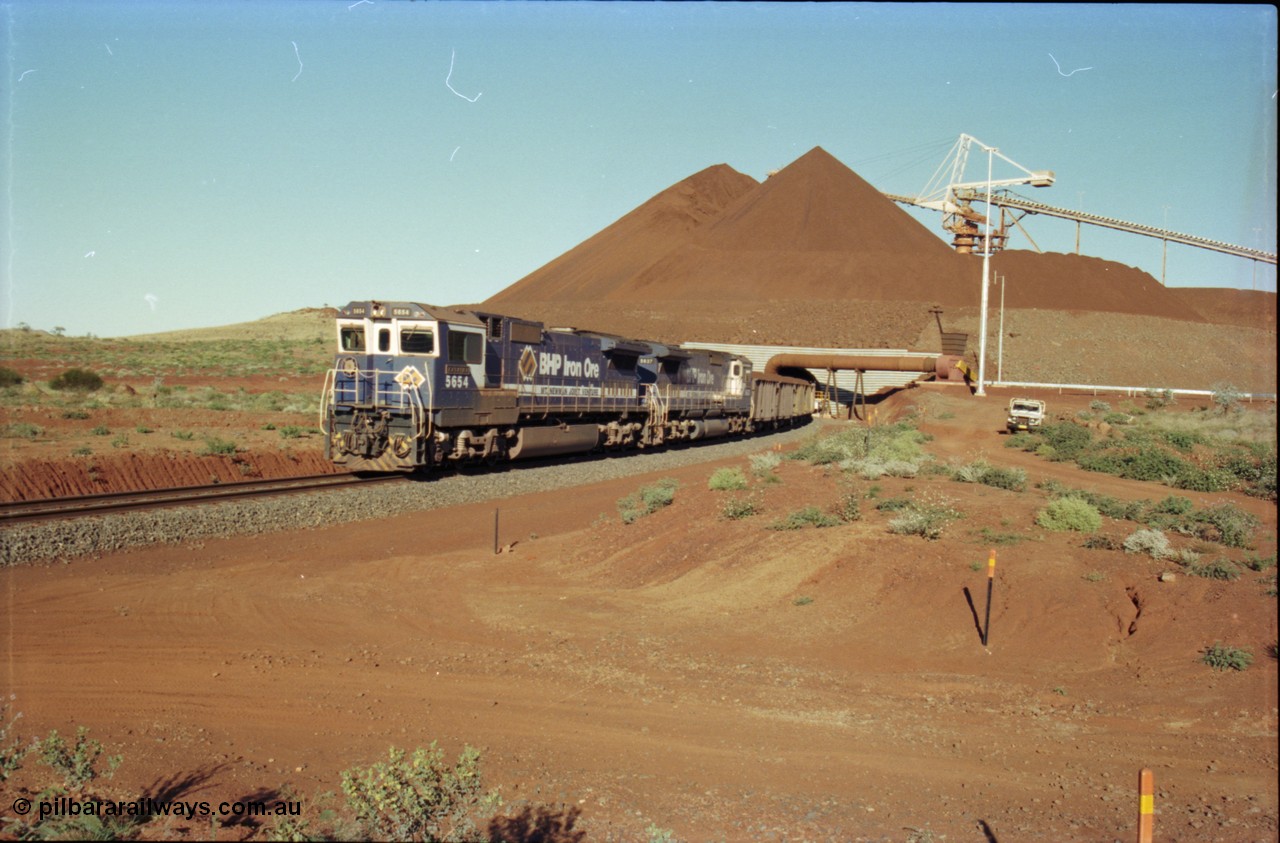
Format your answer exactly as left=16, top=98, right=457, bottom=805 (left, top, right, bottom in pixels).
left=2, top=388, right=1276, bottom=841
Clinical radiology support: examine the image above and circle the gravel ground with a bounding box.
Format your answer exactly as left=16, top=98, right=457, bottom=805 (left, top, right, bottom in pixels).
left=1, top=423, right=817, bottom=566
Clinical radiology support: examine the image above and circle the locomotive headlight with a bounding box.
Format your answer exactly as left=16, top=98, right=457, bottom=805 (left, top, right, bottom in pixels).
left=341, top=356, right=358, bottom=376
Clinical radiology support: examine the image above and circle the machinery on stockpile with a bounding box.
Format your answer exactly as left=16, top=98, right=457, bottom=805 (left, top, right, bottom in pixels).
left=321, top=301, right=815, bottom=472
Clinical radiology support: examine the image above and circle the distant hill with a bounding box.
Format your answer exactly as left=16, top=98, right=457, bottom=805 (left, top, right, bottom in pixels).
left=486, top=145, right=1206, bottom=321
left=126, top=308, right=338, bottom=343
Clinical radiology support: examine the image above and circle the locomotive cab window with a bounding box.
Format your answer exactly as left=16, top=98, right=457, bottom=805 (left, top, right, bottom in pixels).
left=447, top=331, right=483, bottom=364
left=339, top=326, right=365, bottom=352
left=377, top=328, right=391, bottom=353
left=399, top=326, right=435, bottom=355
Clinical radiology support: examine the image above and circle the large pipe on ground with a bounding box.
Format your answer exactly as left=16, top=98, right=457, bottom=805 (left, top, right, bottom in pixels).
left=763, top=353, right=965, bottom=382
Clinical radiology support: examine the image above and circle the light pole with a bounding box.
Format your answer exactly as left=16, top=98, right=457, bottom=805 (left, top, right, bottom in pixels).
left=975, top=144, right=994, bottom=397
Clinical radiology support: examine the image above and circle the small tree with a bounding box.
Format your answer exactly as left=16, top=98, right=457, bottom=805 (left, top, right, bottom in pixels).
left=1210, top=382, right=1244, bottom=415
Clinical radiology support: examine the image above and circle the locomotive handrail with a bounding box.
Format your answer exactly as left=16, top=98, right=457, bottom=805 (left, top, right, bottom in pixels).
left=318, top=368, right=336, bottom=436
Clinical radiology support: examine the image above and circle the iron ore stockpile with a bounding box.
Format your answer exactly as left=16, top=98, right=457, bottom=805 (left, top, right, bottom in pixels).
left=482, top=146, right=1275, bottom=393
left=0, top=424, right=814, bottom=566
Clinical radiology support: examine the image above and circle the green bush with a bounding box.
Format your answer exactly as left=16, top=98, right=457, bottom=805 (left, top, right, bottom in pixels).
left=768, top=506, right=842, bottom=530
left=618, top=478, right=679, bottom=524
left=1160, top=429, right=1203, bottom=452
left=1090, top=400, right=1112, bottom=412
left=340, top=743, right=498, bottom=842
left=708, top=467, right=748, bottom=491
left=1185, top=559, right=1241, bottom=581
left=887, top=496, right=961, bottom=540
left=2, top=422, right=42, bottom=440
left=1192, top=502, right=1260, bottom=549
left=1202, top=643, right=1253, bottom=671
left=0, top=366, right=24, bottom=387
left=199, top=436, right=238, bottom=456
left=48, top=368, right=104, bottom=392
left=1036, top=497, right=1102, bottom=533
left=720, top=497, right=760, bottom=520
left=1037, top=423, right=1094, bottom=460
left=1153, top=495, right=1194, bottom=515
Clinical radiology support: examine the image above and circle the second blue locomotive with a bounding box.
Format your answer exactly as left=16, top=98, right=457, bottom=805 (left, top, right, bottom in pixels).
left=322, top=301, right=812, bottom=471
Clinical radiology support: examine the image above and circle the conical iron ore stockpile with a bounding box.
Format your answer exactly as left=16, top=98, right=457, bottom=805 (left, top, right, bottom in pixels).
left=482, top=147, right=1275, bottom=392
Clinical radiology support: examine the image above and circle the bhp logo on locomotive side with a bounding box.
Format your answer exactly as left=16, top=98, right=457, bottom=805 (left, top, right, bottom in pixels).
left=537, top=352, right=600, bottom=379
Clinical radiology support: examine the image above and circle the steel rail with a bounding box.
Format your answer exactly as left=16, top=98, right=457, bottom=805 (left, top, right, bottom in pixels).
left=0, top=472, right=406, bottom=525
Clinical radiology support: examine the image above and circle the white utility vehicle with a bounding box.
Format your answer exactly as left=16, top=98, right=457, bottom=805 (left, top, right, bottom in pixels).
left=1006, top=398, right=1046, bottom=433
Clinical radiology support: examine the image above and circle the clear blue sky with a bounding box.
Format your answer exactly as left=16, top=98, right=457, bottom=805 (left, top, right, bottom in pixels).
left=3, top=1, right=1275, bottom=338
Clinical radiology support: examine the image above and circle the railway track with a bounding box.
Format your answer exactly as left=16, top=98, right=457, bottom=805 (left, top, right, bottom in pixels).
left=0, top=472, right=407, bottom=525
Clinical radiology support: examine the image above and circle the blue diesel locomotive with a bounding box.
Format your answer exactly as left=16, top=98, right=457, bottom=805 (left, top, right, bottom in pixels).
left=321, top=301, right=813, bottom=471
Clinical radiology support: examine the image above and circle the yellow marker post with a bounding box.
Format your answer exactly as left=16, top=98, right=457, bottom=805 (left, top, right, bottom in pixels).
left=1137, top=768, right=1154, bottom=843
left=981, top=549, right=995, bottom=646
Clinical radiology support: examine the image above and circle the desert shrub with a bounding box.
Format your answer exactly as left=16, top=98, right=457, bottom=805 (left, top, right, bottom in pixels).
left=1119, top=447, right=1191, bottom=483
left=199, top=436, right=238, bottom=456
left=1159, top=429, right=1203, bottom=452
left=170, top=429, right=195, bottom=441
left=1152, top=495, right=1194, bottom=515
left=1242, top=551, right=1276, bottom=572
left=48, top=368, right=103, bottom=392
left=950, top=459, right=1027, bottom=491
left=1090, top=399, right=1112, bottom=412
left=1191, top=502, right=1260, bottom=549
left=835, top=492, right=862, bottom=522
left=1083, top=534, right=1119, bottom=550
left=1144, top=388, right=1176, bottom=410
left=279, top=425, right=304, bottom=440
left=887, top=495, right=961, bottom=541
left=875, top=496, right=912, bottom=512
left=36, top=726, right=122, bottom=793
left=708, top=467, right=748, bottom=491
left=1201, top=643, right=1253, bottom=672
left=2, top=422, right=42, bottom=440
left=769, top=506, right=842, bottom=531
left=1036, top=497, right=1102, bottom=533
left=61, top=409, right=90, bottom=420
left=618, top=478, right=679, bottom=524
left=1123, top=528, right=1172, bottom=560
left=0, top=366, right=24, bottom=387
left=1173, top=465, right=1236, bottom=493
left=1005, top=431, right=1036, bottom=449
left=981, top=465, right=1027, bottom=492
left=792, top=422, right=927, bottom=468
left=1037, top=423, right=1094, bottom=461
left=1185, top=558, right=1241, bottom=581
left=749, top=451, right=781, bottom=476
left=720, top=497, right=760, bottom=520
left=340, top=743, right=498, bottom=842
left=1103, top=412, right=1133, bottom=426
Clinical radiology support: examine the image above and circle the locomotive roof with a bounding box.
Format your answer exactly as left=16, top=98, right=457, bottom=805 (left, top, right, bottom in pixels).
left=337, top=301, right=484, bottom=326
